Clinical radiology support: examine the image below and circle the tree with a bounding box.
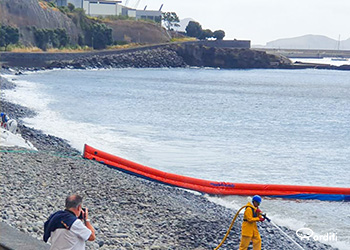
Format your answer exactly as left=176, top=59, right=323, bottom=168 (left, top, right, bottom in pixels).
left=34, top=29, right=50, bottom=50
left=199, top=29, right=213, bottom=40
left=89, top=23, right=113, bottom=49
left=68, top=3, right=75, bottom=12
left=213, top=30, right=225, bottom=40
left=185, top=21, right=202, bottom=38
left=55, top=28, right=69, bottom=47
left=0, top=25, right=19, bottom=48
left=34, top=28, right=70, bottom=50
left=162, top=12, right=180, bottom=30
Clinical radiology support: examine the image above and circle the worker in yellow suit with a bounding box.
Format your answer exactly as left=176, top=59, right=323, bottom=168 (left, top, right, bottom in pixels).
left=239, top=195, right=265, bottom=250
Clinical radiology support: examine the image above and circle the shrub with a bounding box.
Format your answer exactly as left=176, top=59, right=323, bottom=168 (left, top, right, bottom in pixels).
left=85, top=23, right=113, bottom=49
left=185, top=21, right=202, bottom=38
left=213, top=30, right=225, bottom=40
left=0, top=25, right=20, bottom=49
left=33, top=28, right=70, bottom=50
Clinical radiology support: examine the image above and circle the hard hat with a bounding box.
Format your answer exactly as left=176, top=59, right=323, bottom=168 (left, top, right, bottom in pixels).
left=0, top=112, right=4, bottom=117
left=252, top=195, right=262, bottom=204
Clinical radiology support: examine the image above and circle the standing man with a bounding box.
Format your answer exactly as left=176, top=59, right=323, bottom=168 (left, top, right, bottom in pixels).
left=239, top=195, right=265, bottom=250
left=44, top=194, right=96, bottom=250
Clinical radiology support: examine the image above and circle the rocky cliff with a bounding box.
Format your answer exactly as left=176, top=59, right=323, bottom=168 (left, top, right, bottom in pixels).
left=0, top=0, right=170, bottom=46
left=174, top=44, right=287, bottom=69
left=0, top=0, right=81, bottom=45
left=0, top=43, right=292, bottom=69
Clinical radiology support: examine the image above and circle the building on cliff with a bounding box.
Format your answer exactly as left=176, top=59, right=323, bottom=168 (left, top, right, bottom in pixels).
left=55, top=0, right=161, bottom=22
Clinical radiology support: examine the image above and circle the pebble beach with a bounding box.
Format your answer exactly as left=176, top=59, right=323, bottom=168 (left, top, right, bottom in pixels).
left=0, top=73, right=338, bottom=250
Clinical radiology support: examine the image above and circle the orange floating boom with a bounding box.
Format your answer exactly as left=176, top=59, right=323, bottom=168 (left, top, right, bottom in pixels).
left=83, top=144, right=350, bottom=201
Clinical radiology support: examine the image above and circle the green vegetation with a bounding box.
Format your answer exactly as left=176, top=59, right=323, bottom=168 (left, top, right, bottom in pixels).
left=57, top=4, right=114, bottom=50
left=0, top=24, right=19, bottom=50
left=85, top=23, right=113, bottom=49
left=33, top=28, right=69, bottom=50
left=1, top=1, right=173, bottom=51
left=213, top=30, right=225, bottom=40
left=162, top=12, right=180, bottom=31
left=199, top=29, right=213, bottom=40
left=57, top=3, right=82, bottom=14
left=185, top=21, right=202, bottom=38
left=185, top=21, right=225, bottom=40
left=100, top=15, right=136, bottom=21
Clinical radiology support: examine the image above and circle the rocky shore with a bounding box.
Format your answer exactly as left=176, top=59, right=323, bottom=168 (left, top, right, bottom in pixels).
left=0, top=74, right=338, bottom=249
left=0, top=44, right=289, bottom=70
left=2, top=43, right=350, bottom=71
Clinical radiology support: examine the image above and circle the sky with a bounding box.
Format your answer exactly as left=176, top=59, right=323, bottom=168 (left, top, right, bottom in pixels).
left=121, top=0, right=350, bottom=45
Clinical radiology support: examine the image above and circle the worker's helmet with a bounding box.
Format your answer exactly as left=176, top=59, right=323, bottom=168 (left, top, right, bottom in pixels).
left=252, top=195, right=262, bottom=204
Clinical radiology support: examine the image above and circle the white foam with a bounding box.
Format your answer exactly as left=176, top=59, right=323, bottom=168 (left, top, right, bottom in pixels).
left=0, top=127, right=37, bottom=150
left=2, top=75, right=145, bottom=157
left=290, top=57, right=350, bottom=66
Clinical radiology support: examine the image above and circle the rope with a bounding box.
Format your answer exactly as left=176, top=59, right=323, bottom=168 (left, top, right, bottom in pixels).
left=214, top=205, right=249, bottom=250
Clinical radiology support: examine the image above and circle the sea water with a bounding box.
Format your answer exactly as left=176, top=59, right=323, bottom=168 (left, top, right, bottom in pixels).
left=3, top=68, right=350, bottom=249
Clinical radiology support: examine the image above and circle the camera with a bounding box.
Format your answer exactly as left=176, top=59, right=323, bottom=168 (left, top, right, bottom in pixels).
left=78, top=207, right=86, bottom=220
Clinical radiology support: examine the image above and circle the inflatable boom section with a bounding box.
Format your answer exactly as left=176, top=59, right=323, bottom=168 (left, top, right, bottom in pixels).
left=83, top=144, right=350, bottom=201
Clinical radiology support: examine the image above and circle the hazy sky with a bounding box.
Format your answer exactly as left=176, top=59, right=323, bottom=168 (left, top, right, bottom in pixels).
left=122, top=0, right=350, bottom=45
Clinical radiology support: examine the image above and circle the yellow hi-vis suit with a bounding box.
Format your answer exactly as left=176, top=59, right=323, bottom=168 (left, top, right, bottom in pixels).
left=239, top=202, right=262, bottom=250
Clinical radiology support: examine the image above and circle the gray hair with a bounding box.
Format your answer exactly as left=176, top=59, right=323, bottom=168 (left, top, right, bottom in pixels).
left=65, top=194, right=83, bottom=209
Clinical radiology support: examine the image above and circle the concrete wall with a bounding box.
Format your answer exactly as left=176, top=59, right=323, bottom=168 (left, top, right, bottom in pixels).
left=184, top=40, right=251, bottom=49
left=121, top=7, right=136, bottom=18
left=0, top=222, right=49, bottom=250
left=136, top=10, right=162, bottom=22
left=83, top=0, right=122, bottom=16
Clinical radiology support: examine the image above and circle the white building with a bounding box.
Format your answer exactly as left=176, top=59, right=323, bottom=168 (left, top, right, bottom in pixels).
left=83, top=0, right=122, bottom=16
left=55, top=0, right=161, bottom=22
left=135, top=9, right=162, bottom=22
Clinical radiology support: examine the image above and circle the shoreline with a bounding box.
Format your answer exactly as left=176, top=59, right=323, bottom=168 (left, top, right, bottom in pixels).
left=0, top=73, right=338, bottom=249
left=5, top=44, right=348, bottom=71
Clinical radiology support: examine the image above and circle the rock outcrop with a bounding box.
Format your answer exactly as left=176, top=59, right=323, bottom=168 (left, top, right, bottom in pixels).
left=0, top=43, right=291, bottom=70
left=173, top=44, right=288, bottom=68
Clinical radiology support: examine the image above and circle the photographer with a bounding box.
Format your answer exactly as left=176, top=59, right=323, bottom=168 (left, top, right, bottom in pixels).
left=44, top=194, right=96, bottom=250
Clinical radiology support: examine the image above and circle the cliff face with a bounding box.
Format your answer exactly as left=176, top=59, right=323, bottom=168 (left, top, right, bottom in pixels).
left=0, top=0, right=170, bottom=47
left=173, top=44, right=288, bottom=69
left=0, top=0, right=81, bottom=45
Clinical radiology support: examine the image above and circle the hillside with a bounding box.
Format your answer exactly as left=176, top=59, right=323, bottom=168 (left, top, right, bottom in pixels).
left=265, top=34, right=350, bottom=50
left=0, top=0, right=81, bottom=45
left=0, top=0, right=170, bottom=47
left=106, top=20, right=170, bottom=44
